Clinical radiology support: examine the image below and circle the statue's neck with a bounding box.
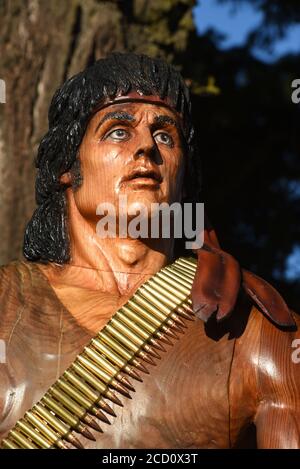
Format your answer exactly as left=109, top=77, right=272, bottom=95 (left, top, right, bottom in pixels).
left=42, top=191, right=174, bottom=296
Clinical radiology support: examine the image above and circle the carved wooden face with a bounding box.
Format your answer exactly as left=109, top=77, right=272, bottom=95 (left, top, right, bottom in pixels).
left=72, top=101, right=185, bottom=225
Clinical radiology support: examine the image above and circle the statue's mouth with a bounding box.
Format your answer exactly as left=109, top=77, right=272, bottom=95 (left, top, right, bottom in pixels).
left=121, top=167, right=163, bottom=187
left=126, top=169, right=162, bottom=183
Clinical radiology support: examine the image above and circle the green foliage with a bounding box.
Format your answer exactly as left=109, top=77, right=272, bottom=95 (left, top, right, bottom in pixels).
left=176, top=1, right=300, bottom=310
left=122, top=0, right=196, bottom=61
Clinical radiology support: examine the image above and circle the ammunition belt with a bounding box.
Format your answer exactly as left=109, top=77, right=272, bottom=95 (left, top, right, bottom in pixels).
left=1, top=257, right=197, bottom=449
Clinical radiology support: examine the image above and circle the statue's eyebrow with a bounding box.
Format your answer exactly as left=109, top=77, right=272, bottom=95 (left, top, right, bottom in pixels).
left=95, top=111, right=135, bottom=133
left=153, top=115, right=179, bottom=130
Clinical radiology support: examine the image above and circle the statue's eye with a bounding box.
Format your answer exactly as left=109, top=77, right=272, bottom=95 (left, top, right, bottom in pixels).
left=154, top=132, right=174, bottom=147
left=106, top=128, right=130, bottom=141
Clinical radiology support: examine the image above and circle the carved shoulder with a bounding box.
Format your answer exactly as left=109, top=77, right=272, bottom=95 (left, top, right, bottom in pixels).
left=228, top=303, right=300, bottom=448
left=0, top=262, right=26, bottom=432
left=254, top=309, right=300, bottom=448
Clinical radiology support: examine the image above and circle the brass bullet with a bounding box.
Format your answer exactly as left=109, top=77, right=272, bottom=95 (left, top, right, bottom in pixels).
left=84, top=347, right=135, bottom=391
left=170, top=264, right=195, bottom=280
left=161, top=268, right=194, bottom=288
left=181, top=300, right=194, bottom=311
left=125, top=300, right=179, bottom=337
left=109, top=318, right=160, bottom=359
left=84, top=344, right=135, bottom=390
left=164, top=320, right=184, bottom=334
left=135, top=289, right=170, bottom=320
left=116, top=373, right=136, bottom=392
left=121, top=305, right=156, bottom=333
left=171, top=306, right=191, bottom=322
left=117, top=309, right=165, bottom=352
left=141, top=282, right=188, bottom=327
left=148, top=277, right=187, bottom=302
left=181, top=257, right=197, bottom=267
left=178, top=301, right=194, bottom=313
left=91, top=338, right=143, bottom=381
left=167, top=265, right=194, bottom=284
left=1, top=438, right=20, bottom=449
left=47, top=387, right=102, bottom=432
left=137, top=287, right=185, bottom=327
left=117, top=310, right=164, bottom=351
left=174, top=258, right=197, bottom=273
left=105, top=323, right=139, bottom=353
left=159, top=323, right=179, bottom=339
left=57, top=377, right=110, bottom=424
left=177, top=256, right=197, bottom=266
left=143, top=339, right=165, bottom=352
left=77, top=354, right=113, bottom=384
left=130, top=358, right=149, bottom=374
left=42, top=394, right=96, bottom=440
left=149, top=277, right=192, bottom=312
left=77, top=354, right=131, bottom=398
left=137, top=350, right=156, bottom=365
left=121, top=304, right=170, bottom=346
left=148, top=337, right=165, bottom=352
left=127, top=299, right=161, bottom=327
left=170, top=260, right=195, bottom=274
left=16, top=419, right=52, bottom=448
left=84, top=346, right=119, bottom=377
left=25, top=411, right=69, bottom=449
left=71, top=362, right=122, bottom=408
left=157, top=272, right=192, bottom=312
left=156, top=270, right=191, bottom=295
left=8, top=429, right=38, bottom=449
left=103, top=325, right=154, bottom=364
left=91, top=337, right=127, bottom=367
left=154, top=329, right=173, bottom=344
left=98, top=330, right=149, bottom=371
left=99, top=330, right=133, bottom=360
left=187, top=298, right=193, bottom=307
left=116, top=310, right=150, bottom=340
left=175, top=305, right=195, bottom=321
left=57, top=377, right=95, bottom=410
left=103, top=313, right=159, bottom=364
left=64, top=368, right=115, bottom=416
left=110, top=317, right=144, bottom=346
left=135, top=289, right=185, bottom=328
left=171, top=269, right=194, bottom=285
left=126, top=299, right=179, bottom=338
left=33, top=403, right=84, bottom=448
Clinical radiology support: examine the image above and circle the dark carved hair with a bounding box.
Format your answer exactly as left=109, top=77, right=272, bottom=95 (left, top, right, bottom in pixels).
left=23, top=52, right=201, bottom=263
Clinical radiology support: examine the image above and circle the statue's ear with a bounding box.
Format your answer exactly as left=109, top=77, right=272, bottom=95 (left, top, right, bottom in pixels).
left=59, top=172, right=72, bottom=186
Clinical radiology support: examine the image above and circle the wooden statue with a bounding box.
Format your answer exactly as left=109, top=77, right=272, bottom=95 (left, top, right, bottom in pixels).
left=0, top=53, right=299, bottom=449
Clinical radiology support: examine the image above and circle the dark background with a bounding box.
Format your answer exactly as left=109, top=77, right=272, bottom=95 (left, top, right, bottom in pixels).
left=184, top=0, right=300, bottom=311
left=0, top=0, right=299, bottom=309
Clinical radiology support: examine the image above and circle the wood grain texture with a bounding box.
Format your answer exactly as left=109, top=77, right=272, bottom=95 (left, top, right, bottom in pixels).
left=0, top=260, right=299, bottom=448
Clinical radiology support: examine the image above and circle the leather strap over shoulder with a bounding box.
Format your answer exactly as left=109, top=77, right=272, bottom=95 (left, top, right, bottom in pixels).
left=191, top=243, right=241, bottom=322
left=242, top=269, right=295, bottom=328
left=191, top=222, right=295, bottom=328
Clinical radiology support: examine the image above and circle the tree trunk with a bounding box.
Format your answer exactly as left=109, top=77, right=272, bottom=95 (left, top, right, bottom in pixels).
left=0, top=0, right=195, bottom=264
left=0, top=0, right=125, bottom=264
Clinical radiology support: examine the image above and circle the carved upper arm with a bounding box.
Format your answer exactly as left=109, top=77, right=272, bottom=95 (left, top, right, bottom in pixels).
left=0, top=264, right=18, bottom=432
left=255, top=312, right=300, bottom=448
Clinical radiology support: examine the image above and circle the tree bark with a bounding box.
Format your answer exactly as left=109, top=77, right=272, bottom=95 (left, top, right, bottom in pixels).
left=0, top=0, right=125, bottom=264
left=0, top=0, right=195, bottom=264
